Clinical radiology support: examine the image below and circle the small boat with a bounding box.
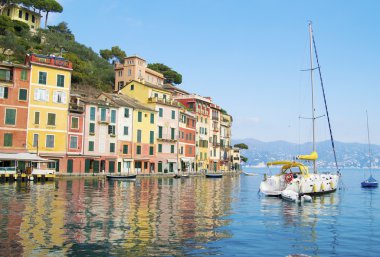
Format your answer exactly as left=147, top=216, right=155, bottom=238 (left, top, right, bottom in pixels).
left=361, top=111, right=378, bottom=188
left=173, top=174, right=181, bottom=179
left=181, top=174, right=190, bottom=178
left=106, top=174, right=137, bottom=180
left=206, top=173, right=223, bottom=178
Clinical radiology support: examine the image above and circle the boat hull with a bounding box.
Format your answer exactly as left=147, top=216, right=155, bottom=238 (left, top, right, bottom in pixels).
left=361, top=182, right=378, bottom=188
left=106, top=174, right=137, bottom=180
left=206, top=174, right=223, bottom=178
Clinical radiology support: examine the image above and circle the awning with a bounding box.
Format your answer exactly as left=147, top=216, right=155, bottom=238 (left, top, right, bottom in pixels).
left=134, top=158, right=151, bottom=161
left=167, top=159, right=177, bottom=163
left=181, top=157, right=194, bottom=162
left=0, top=153, right=49, bottom=162
left=123, top=159, right=133, bottom=162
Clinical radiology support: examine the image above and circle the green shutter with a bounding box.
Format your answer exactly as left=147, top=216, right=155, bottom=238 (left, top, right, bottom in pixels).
left=5, top=109, right=16, bottom=125
left=67, top=159, right=73, bottom=173
left=171, top=145, right=174, bottom=153
left=150, top=113, right=154, bottom=124
left=138, top=111, right=142, bottom=122
left=89, top=123, right=95, bottom=134
left=136, top=145, right=141, bottom=154
left=171, top=128, right=175, bottom=140
left=150, top=131, right=154, bottom=144
left=158, top=162, right=162, bottom=172
left=57, top=75, right=64, bottom=87
left=124, top=108, right=129, bottom=118
left=85, top=159, right=90, bottom=173
left=158, top=144, right=162, bottom=153
left=158, top=126, right=162, bottom=138
left=149, top=146, right=154, bottom=155
left=3, top=87, right=8, bottom=99
left=21, top=70, right=27, bottom=81
left=19, top=89, right=27, bottom=101
left=88, top=141, right=94, bottom=151
left=171, top=110, right=175, bottom=119
left=118, top=162, right=121, bottom=173
left=159, top=108, right=163, bottom=117
left=123, top=145, right=128, bottom=154
left=111, top=110, right=116, bottom=123
left=47, top=113, right=56, bottom=126
left=90, top=107, right=96, bottom=121
left=93, top=160, right=99, bottom=173
left=137, top=130, right=141, bottom=143
left=109, top=161, right=115, bottom=173
left=4, top=133, right=12, bottom=147
left=110, top=143, right=115, bottom=152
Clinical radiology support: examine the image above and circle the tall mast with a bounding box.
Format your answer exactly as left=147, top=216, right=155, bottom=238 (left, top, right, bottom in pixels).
left=366, top=110, right=372, bottom=175
left=309, top=22, right=316, bottom=173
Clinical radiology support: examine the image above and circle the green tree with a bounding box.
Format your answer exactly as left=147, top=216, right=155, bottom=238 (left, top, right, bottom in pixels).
left=147, top=63, right=182, bottom=85
left=240, top=156, right=248, bottom=163
left=234, top=143, right=248, bottom=149
left=99, top=46, right=126, bottom=63
left=38, top=0, right=63, bottom=29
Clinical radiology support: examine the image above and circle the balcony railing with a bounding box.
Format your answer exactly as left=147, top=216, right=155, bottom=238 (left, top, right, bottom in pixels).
left=69, top=103, right=85, bottom=113
left=97, top=115, right=111, bottom=124
left=212, top=142, right=220, bottom=147
left=29, top=54, right=72, bottom=69
left=212, top=116, right=219, bottom=121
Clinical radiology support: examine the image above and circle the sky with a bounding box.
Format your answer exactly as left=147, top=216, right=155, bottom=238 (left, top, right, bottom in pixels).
left=50, top=0, right=380, bottom=144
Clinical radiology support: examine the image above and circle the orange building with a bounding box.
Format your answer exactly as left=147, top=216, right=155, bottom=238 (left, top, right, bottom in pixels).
left=0, top=62, right=30, bottom=154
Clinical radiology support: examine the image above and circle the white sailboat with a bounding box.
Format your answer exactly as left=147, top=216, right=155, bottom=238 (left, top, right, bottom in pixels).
left=259, top=22, right=340, bottom=198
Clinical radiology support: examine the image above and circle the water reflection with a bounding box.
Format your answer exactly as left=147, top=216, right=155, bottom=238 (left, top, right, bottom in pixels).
left=0, top=177, right=237, bottom=256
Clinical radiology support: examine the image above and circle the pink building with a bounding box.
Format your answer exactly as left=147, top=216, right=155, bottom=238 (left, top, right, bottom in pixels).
left=178, top=109, right=196, bottom=172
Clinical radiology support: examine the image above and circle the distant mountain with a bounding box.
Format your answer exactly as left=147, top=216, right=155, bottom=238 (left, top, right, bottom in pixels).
left=233, top=138, right=380, bottom=168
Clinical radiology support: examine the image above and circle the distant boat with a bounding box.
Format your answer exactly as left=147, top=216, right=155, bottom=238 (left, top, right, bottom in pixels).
left=206, top=173, right=223, bottom=178
left=361, top=111, right=378, bottom=188
left=106, top=174, right=137, bottom=180
left=243, top=171, right=258, bottom=176
left=173, top=174, right=181, bottom=179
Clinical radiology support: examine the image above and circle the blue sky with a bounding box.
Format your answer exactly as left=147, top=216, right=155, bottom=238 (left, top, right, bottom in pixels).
left=51, top=0, right=380, bottom=144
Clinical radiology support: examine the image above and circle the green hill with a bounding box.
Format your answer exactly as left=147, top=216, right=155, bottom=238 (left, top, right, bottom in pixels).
left=0, top=17, right=114, bottom=92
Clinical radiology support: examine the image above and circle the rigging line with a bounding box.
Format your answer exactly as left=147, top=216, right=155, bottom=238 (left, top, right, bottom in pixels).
left=312, top=34, right=339, bottom=172
left=366, top=110, right=373, bottom=176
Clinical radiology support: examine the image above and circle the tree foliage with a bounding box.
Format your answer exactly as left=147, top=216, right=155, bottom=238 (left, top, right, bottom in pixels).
left=240, top=155, right=248, bottom=163
left=99, top=46, right=126, bottom=63
left=234, top=143, right=248, bottom=149
left=147, top=63, right=182, bottom=85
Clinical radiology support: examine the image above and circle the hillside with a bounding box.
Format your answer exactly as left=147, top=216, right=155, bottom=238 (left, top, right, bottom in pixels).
left=234, top=138, right=380, bottom=168
left=0, top=17, right=114, bottom=91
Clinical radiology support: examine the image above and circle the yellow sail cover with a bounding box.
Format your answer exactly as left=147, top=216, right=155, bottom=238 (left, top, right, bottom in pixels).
left=297, top=151, right=318, bottom=161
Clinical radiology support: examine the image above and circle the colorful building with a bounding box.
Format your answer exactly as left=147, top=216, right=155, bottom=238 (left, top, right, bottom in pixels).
left=209, top=103, right=221, bottom=171
left=98, top=92, right=156, bottom=174
left=174, top=94, right=211, bottom=172
left=25, top=54, right=72, bottom=172
left=178, top=109, right=196, bottom=173
left=114, top=56, right=165, bottom=92
left=2, top=4, right=41, bottom=31
left=220, top=113, right=233, bottom=171
left=0, top=62, right=30, bottom=156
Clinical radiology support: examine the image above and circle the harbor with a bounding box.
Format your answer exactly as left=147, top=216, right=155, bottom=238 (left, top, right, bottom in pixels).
left=0, top=169, right=379, bottom=256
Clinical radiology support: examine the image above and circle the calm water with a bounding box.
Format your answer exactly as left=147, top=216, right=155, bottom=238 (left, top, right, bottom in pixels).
left=0, top=169, right=379, bottom=256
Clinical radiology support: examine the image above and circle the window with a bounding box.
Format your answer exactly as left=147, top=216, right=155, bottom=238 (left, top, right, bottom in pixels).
left=71, top=117, right=79, bottom=129
left=46, top=135, right=54, bottom=148
left=33, top=134, right=38, bottom=147
left=18, top=10, right=22, bottom=18
left=70, top=136, right=78, bottom=149
left=47, top=113, right=56, bottom=126
left=171, top=128, right=175, bottom=140
left=32, top=15, right=35, bottom=23
left=131, top=84, right=134, bottom=90
left=21, top=70, right=27, bottom=81
left=53, top=91, right=66, bottom=103
left=150, top=113, right=154, bottom=124
left=89, top=107, right=96, bottom=121
left=101, top=108, right=106, bottom=121
left=128, top=69, right=131, bottom=76
left=25, top=12, right=29, bottom=20
left=158, top=144, right=162, bottom=153
left=158, top=126, right=162, bottom=138
left=34, top=112, right=40, bottom=124
left=19, top=88, right=27, bottom=101
left=88, top=141, right=94, bottom=151
left=123, top=126, right=129, bottom=135
left=38, top=72, right=47, bottom=85
left=108, top=125, right=116, bottom=135
left=118, top=70, right=123, bottom=77
left=34, top=88, right=48, bottom=101
left=137, top=129, right=142, bottom=143
left=110, top=143, right=115, bottom=153
left=170, top=145, right=175, bottom=153
left=3, top=133, right=12, bottom=147
left=136, top=145, right=141, bottom=155
left=159, top=108, right=163, bottom=117
left=150, top=131, right=154, bottom=144
left=0, top=86, right=9, bottom=99
left=171, top=110, right=175, bottom=119
left=138, top=111, right=142, bottom=122
left=123, top=145, right=129, bottom=154
left=124, top=108, right=129, bottom=118
left=149, top=146, right=154, bottom=155
left=5, top=109, right=16, bottom=125
left=0, top=69, right=11, bottom=81
left=89, top=123, right=95, bottom=134
left=57, top=74, right=65, bottom=87
left=189, top=147, right=192, bottom=155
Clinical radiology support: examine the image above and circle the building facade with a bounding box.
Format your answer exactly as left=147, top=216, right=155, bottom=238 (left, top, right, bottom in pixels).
left=25, top=54, right=72, bottom=172
left=0, top=62, right=30, bottom=155
left=220, top=113, right=233, bottom=171
left=178, top=109, right=196, bottom=173
left=2, top=4, right=41, bottom=31
left=209, top=104, right=221, bottom=171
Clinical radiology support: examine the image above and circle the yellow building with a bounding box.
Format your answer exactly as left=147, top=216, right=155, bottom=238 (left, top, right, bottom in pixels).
left=26, top=54, right=72, bottom=172
left=2, top=4, right=41, bottom=31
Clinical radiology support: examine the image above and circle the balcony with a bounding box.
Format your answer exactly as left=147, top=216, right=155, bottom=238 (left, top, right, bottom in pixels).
left=148, top=96, right=179, bottom=107
left=157, top=133, right=178, bottom=142
left=97, top=115, right=110, bottom=124
left=28, top=54, right=72, bottom=69
left=212, top=142, right=220, bottom=147
left=213, top=127, right=219, bottom=132
left=212, top=116, right=219, bottom=121
left=69, top=103, right=84, bottom=113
